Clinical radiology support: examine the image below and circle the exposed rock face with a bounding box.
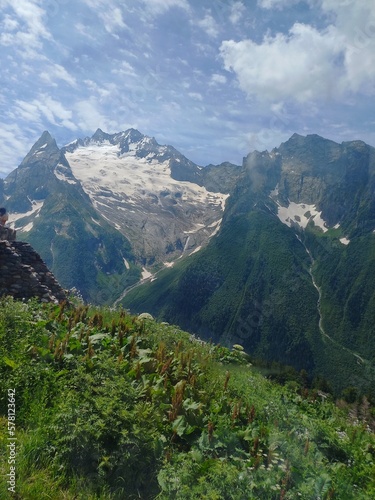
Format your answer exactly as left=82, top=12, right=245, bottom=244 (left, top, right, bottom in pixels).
left=0, top=240, right=67, bottom=303
left=62, top=129, right=229, bottom=264
left=123, top=133, right=375, bottom=398
left=1, top=129, right=232, bottom=303
left=0, top=226, right=16, bottom=241
left=4, top=131, right=73, bottom=214
left=1, top=130, right=138, bottom=305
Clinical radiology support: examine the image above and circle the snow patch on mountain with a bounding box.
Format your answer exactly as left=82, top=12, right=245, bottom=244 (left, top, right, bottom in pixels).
left=189, top=245, right=202, bottom=255
left=184, top=223, right=206, bottom=234
left=164, top=261, right=175, bottom=268
left=270, top=186, right=329, bottom=233
left=340, top=237, right=350, bottom=245
left=9, top=200, right=44, bottom=230
left=54, top=163, right=78, bottom=184
left=269, top=184, right=279, bottom=198
left=141, top=267, right=153, bottom=280
left=65, top=140, right=229, bottom=262
left=66, top=142, right=227, bottom=209
left=209, top=219, right=222, bottom=237
left=276, top=202, right=328, bottom=232
left=22, top=222, right=34, bottom=232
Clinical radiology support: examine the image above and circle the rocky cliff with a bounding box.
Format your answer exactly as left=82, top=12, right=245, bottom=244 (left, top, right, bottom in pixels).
left=0, top=240, right=67, bottom=303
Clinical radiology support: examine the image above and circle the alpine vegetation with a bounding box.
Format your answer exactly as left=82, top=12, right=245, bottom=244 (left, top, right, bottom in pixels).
left=0, top=297, right=374, bottom=499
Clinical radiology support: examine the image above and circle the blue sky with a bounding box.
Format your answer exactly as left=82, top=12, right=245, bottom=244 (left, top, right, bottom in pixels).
left=1, top=0, right=375, bottom=176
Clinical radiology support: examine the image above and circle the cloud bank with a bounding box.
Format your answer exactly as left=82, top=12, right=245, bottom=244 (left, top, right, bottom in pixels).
left=221, top=0, right=375, bottom=103
left=0, top=0, right=374, bottom=174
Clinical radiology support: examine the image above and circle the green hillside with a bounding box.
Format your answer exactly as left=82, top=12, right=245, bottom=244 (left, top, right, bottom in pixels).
left=123, top=204, right=375, bottom=397
left=0, top=130, right=142, bottom=305
left=305, top=229, right=375, bottom=363
left=123, top=209, right=320, bottom=367
left=20, top=188, right=141, bottom=305
left=1, top=296, right=373, bottom=499
left=121, top=135, right=375, bottom=399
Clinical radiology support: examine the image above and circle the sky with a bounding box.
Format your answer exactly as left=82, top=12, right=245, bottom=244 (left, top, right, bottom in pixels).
left=1, top=0, right=375, bottom=176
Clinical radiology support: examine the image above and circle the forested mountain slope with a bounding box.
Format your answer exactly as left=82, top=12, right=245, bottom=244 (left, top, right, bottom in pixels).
left=123, top=134, right=375, bottom=397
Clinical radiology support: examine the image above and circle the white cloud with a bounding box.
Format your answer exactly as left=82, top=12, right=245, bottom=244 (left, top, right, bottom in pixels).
left=1, top=14, right=19, bottom=31
left=100, top=7, right=127, bottom=33
left=74, top=22, right=96, bottom=40
left=141, top=0, right=190, bottom=16
left=40, top=64, right=77, bottom=87
left=319, top=0, right=375, bottom=94
left=38, top=96, right=77, bottom=130
left=83, top=81, right=123, bottom=107
left=230, top=1, right=246, bottom=24
left=4, top=0, right=50, bottom=39
left=11, top=100, right=40, bottom=123
left=210, top=73, right=227, bottom=85
left=111, top=61, right=137, bottom=77
left=197, top=14, right=219, bottom=37
left=221, top=23, right=344, bottom=103
left=188, top=92, right=203, bottom=101
left=221, top=0, right=375, bottom=104
left=0, top=0, right=51, bottom=57
left=0, top=123, right=32, bottom=175
left=76, top=98, right=119, bottom=132
left=11, top=96, right=77, bottom=131
left=238, top=127, right=291, bottom=155
left=257, top=0, right=300, bottom=9
left=82, top=0, right=128, bottom=34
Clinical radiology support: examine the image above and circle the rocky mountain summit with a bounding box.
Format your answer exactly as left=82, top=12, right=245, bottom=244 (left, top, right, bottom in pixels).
left=62, top=128, right=229, bottom=263
left=1, top=127, right=375, bottom=397
left=4, top=131, right=76, bottom=213
left=1, top=130, right=139, bottom=304
left=271, top=133, right=375, bottom=234
left=122, top=132, right=375, bottom=397
left=0, top=128, right=237, bottom=303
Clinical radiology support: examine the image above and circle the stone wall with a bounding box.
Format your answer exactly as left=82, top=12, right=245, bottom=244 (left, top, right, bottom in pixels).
left=0, top=240, right=67, bottom=303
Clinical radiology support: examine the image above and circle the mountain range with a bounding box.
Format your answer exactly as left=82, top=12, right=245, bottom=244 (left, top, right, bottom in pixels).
left=121, top=133, right=375, bottom=397
left=1, top=129, right=231, bottom=304
left=1, top=129, right=374, bottom=397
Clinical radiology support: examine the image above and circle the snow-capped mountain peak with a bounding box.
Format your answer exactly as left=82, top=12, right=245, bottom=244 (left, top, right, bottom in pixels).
left=63, top=129, right=228, bottom=263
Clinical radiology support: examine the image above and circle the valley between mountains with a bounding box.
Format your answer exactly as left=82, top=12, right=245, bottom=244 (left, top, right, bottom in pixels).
left=1, top=129, right=374, bottom=397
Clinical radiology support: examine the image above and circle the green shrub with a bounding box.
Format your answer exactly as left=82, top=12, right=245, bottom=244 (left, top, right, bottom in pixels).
left=0, top=298, right=374, bottom=499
